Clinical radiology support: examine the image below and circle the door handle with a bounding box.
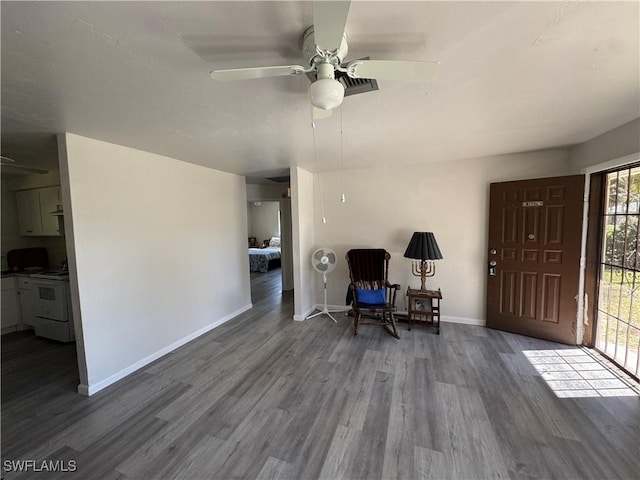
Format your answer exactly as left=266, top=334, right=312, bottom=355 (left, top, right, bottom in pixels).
left=488, top=260, right=497, bottom=276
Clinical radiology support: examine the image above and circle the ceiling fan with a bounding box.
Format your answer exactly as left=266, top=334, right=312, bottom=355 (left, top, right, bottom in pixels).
left=0, top=155, right=48, bottom=174
left=210, top=1, right=440, bottom=118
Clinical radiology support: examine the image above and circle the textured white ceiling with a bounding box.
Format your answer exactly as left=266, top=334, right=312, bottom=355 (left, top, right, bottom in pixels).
left=1, top=1, right=638, bottom=176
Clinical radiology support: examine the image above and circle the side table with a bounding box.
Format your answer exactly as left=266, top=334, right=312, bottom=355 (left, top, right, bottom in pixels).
left=406, top=288, right=442, bottom=334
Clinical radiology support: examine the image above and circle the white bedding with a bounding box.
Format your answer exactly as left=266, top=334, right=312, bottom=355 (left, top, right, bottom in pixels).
left=248, top=247, right=281, bottom=272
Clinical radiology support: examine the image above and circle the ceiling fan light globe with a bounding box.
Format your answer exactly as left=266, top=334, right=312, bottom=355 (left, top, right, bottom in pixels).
left=309, top=78, right=344, bottom=110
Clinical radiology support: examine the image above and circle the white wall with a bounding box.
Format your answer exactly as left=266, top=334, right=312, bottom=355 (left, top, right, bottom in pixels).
left=291, top=166, right=315, bottom=320
left=311, top=149, right=571, bottom=324
left=569, top=118, right=640, bottom=172
left=60, top=133, right=251, bottom=395
left=247, top=201, right=280, bottom=244
left=280, top=197, right=294, bottom=291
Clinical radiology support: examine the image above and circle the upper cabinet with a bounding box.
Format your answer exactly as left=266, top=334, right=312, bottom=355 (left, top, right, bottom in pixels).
left=38, top=186, right=63, bottom=235
left=15, top=189, right=40, bottom=235
left=15, top=186, right=63, bottom=237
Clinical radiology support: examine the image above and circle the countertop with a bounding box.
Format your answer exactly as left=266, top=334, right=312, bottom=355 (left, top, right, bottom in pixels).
left=1, top=269, right=69, bottom=280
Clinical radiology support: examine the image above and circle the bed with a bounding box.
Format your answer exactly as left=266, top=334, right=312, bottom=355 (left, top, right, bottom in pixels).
left=248, top=237, right=282, bottom=272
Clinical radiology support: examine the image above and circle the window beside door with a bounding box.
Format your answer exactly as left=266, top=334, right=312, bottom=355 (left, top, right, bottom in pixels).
left=597, top=165, right=640, bottom=377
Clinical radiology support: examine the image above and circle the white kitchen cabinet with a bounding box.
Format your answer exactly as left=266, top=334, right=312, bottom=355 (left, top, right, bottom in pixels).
left=38, top=186, right=63, bottom=235
left=15, top=186, right=63, bottom=237
left=16, top=189, right=42, bottom=236
left=16, top=276, right=36, bottom=327
left=1, top=277, right=20, bottom=330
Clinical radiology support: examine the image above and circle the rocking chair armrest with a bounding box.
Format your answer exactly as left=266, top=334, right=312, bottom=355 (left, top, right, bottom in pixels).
left=386, top=282, right=401, bottom=306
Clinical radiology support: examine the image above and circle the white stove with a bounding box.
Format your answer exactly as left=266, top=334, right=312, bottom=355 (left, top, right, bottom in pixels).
left=30, top=273, right=74, bottom=342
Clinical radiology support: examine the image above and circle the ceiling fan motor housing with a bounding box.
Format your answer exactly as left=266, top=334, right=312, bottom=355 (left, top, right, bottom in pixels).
left=302, top=26, right=348, bottom=68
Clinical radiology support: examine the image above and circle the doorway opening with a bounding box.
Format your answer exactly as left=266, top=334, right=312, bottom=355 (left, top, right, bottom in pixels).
left=244, top=173, right=294, bottom=308
left=595, top=164, right=640, bottom=378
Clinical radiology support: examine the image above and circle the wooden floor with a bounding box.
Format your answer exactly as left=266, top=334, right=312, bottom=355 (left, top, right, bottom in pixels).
left=2, top=268, right=639, bottom=480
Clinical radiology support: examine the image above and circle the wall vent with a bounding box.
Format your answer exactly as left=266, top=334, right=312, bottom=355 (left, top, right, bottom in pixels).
left=335, top=70, right=379, bottom=97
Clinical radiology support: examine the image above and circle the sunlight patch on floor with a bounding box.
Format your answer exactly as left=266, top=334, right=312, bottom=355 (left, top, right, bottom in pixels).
left=522, top=348, right=639, bottom=398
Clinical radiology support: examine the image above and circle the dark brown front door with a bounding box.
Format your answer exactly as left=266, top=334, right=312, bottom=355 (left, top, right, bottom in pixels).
left=486, top=175, right=585, bottom=344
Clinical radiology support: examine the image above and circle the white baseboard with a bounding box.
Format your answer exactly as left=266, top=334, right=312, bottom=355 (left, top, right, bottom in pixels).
left=77, top=383, right=90, bottom=396
left=293, top=305, right=316, bottom=321
left=77, top=303, right=253, bottom=396
left=396, top=311, right=485, bottom=327
left=315, top=304, right=351, bottom=314
left=301, top=307, right=484, bottom=327
left=1, top=326, right=19, bottom=335
left=441, top=315, right=485, bottom=326
left=295, top=304, right=351, bottom=322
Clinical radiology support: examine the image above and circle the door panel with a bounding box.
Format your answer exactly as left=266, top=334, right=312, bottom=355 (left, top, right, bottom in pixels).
left=500, top=270, right=517, bottom=315
left=520, top=272, right=537, bottom=319
left=487, top=175, right=584, bottom=344
left=541, top=273, right=561, bottom=323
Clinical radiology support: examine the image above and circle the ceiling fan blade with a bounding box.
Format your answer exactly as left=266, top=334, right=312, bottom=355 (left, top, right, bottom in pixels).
left=313, top=1, right=351, bottom=51
left=346, top=59, right=441, bottom=83
left=210, top=65, right=306, bottom=81
left=313, top=107, right=333, bottom=120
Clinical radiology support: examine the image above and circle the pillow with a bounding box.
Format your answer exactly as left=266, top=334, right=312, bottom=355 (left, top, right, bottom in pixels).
left=355, top=288, right=386, bottom=305
left=269, top=236, right=281, bottom=247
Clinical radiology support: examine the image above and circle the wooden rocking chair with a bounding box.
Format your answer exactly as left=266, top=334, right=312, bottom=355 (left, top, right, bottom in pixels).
left=345, top=249, right=401, bottom=339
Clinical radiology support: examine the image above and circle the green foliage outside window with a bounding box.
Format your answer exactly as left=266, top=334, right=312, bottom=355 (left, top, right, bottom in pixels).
left=603, top=168, right=640, bottom=271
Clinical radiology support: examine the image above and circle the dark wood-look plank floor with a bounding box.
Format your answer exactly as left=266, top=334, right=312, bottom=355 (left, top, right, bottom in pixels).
left=2, top=268, right=639, bottom=480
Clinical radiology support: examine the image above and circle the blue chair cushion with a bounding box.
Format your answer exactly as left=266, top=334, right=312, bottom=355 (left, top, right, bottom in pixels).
left=355, top=288, right=386, bottom=305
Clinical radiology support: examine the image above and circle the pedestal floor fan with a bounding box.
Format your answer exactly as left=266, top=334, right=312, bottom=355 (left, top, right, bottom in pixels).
left=307, top=247, right=340, bottom=322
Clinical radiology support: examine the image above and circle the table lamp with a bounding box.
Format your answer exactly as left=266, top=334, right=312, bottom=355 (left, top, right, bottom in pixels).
left=403, top=232, right=443, bottom=291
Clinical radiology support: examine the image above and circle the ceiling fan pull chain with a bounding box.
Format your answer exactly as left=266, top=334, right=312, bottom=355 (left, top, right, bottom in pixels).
left=340, top=106, right=346, bottom=204
left=311, top=117, right=327, bottom=224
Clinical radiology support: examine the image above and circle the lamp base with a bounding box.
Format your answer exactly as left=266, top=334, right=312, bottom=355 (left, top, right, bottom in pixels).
left=412, top=260, right=436, bottom=291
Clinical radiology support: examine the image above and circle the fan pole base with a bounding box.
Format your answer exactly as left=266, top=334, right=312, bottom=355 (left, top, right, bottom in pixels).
left=308, top=268, right=341, bottom=323
left=306, top=308, right=341, bottom=323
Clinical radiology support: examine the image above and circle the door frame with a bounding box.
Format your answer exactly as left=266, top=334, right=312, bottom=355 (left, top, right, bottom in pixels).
left=582, top=173, right=604, bottom=347
left=486, top=175, right=585, bottom=344
left=245, top=188, right=294, bottom=293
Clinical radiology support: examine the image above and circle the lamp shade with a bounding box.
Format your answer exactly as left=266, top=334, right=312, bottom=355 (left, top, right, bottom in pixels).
left=309, top=78, right=345, bottom=110
left=403, top=232, right=443, bottom=260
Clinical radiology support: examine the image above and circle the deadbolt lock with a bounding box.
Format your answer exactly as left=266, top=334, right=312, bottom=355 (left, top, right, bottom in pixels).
left=488, top=260, right=497, bottom=276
